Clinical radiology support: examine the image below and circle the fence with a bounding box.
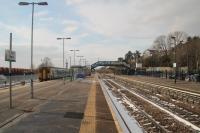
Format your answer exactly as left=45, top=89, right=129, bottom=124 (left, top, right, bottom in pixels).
left=135, top=69, right=200, bottom=82
left=0, top=74, right=38, bottom=88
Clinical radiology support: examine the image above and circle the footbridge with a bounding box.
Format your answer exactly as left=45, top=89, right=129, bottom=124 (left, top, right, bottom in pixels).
left=91, top=61, right=130, bottom=70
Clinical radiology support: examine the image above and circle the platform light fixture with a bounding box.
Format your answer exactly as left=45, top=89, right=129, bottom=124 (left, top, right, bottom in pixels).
left=57, top=37, right=71, bottom=68
left=19, top=1, right=48, bottom=99
left=70, top=49, right=79, bottom=66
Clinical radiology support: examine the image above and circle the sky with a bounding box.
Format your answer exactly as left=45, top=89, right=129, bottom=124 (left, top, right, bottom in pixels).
left=0, top=0, right=200, bottom=68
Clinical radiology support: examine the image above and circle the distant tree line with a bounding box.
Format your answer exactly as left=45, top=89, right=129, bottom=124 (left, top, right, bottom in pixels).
left=119, top=31, right=200, bottom=73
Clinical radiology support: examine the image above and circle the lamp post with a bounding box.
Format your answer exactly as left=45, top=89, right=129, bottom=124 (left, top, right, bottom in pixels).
left=85, top=60, right=88, bottom=66
left=69, top=56, right=71, bottom=68
left=19, top=1, right=48, bottom=99
left=70, top=49, right=79, bottom=66
left=150, top=53, right=153, bottom=77
left=77, top=56, right=84, bottom=66
left=81, top=59, right=87, bottom=66
left=171, top=37, right=183, bottom=84
left=171, top=36, right=177, bottom=84
left=57, top=37, right=71, bottom=68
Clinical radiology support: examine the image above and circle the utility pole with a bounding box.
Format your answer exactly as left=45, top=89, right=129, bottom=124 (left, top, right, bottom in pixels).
left=5, top=33, right=16, bottom=108
left=69, top=56, right=71, bottom=68
left=57, top=37, right=71, bottom=68
left=9, top=33, right=13, bottom=109
left=70, top=49, right=79, bottom=66
left=77, top=56, right=84, bottom=65
left=171, top=36, right=177, bottom=84
left=82, top=59, right=87, bottom=66
left=171, top=36, right=183, bottom=84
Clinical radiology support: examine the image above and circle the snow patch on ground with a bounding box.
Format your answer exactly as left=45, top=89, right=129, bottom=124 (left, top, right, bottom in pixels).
left=99, top=79, right=144, bottom=133
left=109, top=79, right=200, bottom=132
left=122, top=98, right=138, bottom=111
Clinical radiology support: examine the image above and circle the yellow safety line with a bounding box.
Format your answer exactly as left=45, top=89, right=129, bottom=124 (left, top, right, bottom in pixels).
left=79, top=78, right=96, bottom=133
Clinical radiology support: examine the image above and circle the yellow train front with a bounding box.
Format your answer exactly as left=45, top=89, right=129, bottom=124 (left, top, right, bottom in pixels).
left=38, top=67, right=66, bottom=82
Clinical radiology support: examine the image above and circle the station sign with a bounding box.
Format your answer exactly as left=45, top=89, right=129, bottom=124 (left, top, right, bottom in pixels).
left=136, top=63, right=142, bottom=68
left=173, top=63, right=176, bottom=68
left=5, top=49, right=16, bottom=62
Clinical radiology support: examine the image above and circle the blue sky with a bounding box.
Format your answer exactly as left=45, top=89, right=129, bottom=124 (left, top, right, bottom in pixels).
left=0, top=0, right=200, bottom=68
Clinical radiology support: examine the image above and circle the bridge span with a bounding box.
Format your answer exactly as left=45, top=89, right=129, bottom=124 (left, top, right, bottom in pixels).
left=91, top=61, right=130, bottom=70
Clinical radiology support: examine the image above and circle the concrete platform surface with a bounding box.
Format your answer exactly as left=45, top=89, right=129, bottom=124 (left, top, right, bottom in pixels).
left=0, top=79, right=91, bottom=133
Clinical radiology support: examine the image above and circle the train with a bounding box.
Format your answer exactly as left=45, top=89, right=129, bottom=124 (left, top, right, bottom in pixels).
left=1, top=66, right=91, bottom=82
left=38, top=67, right=66, bottom=82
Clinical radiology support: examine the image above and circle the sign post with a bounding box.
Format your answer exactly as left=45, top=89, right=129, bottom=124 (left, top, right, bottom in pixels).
left=5, top=33, right=16, bottom=109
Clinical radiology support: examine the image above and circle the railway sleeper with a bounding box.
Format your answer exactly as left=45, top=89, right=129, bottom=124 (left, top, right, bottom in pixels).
left=190, top=120, right=200, bottom=126
left=187, top=117, right=198, bottom=121
left=140, top=119, right=150, bottom=124
left=143, top=122, right=153, bottom=126
left=163, top=117, right=173, bottom=120
left=136, top=117, right=146, bottom=123
left=147, top=126, right=156, bottom=130
left=137, top=116, right=147, bottom=121
left=110, top=78, right=200, bottom=132
left=191, top=114, right=199, bottom=117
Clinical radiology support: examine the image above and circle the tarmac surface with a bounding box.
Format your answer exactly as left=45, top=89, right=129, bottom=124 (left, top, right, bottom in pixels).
left=0, top=79, right=91, bottom=133
left=0, top=77, right=118, bottom=133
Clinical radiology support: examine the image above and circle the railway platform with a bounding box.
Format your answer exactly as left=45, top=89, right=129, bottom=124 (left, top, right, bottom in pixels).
left=79, top=78, right=119, bottom=133
left=0, top=77, right=119, bottom=133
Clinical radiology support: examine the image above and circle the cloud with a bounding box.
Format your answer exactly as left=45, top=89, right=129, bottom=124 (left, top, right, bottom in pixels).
left=72, top=42, right=133, bottom=65
left=1, top=0, right=200, bottom=68
left=39, top=17, right=54, bottom=21
left=0, top=21, right=67, bottom=68
left=65, top=0, right=200, bottom=38
left=0, top=21, right=29, bottom=39
left=35, top=10, right=49, bottom=18
left=62, top=20, right=79, bottom=33
left=34, top=11, right=55, bottom=23
left=78, top=32, right=89, bottom=38
left=63, top=0, right=200, bottom=64
left=0, top=21, right=59, bottom=47
left=66, top=0, right=84, bottom=5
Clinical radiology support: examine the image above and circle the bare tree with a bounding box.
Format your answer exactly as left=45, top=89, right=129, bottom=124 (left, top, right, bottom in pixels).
left=153, top=35, right=168, bottom=56
left=125, top=51, right=133, bottom=65
left=167, top=31, right=188, bottom=48
left=39, top=57, right=54, bottom=68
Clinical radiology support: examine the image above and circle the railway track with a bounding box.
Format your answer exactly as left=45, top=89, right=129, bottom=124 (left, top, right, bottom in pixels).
left=101, top=77, right=200, bottom=133
left=109, top=76, right=200, bottom=128
left=113, top=75, right=200, bottom=104
left=104, top=80, right=170, bottom=133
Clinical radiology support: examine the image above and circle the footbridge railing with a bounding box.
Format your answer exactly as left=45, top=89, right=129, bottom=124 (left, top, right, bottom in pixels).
left=91, top=61, right=130, bottom=70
